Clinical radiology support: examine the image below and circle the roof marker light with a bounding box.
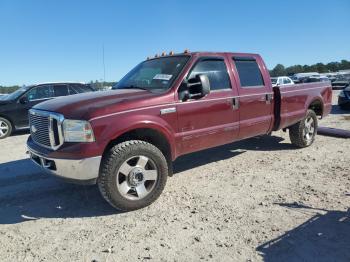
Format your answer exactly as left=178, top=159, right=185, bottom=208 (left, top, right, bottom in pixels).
left=169, top=51, right=174, bottom=55
left=184, top=49, right=190, bottom=53
left=161, top=52, right=166, bottom=56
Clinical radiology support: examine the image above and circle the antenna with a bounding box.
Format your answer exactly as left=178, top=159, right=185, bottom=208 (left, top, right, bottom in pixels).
left=102, top=44, right=106, bottom=85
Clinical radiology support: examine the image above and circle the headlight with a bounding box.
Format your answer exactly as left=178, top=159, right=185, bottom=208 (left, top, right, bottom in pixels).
left=63, top=120, right=95, bottom=142
left=339, top=91, right=345, bottom=97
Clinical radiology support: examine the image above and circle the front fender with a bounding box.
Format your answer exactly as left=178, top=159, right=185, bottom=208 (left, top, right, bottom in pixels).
left=91, top=113, right=177, bottom=159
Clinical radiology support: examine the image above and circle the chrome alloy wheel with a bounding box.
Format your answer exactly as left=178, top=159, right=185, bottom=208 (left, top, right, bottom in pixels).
left=0, top=120, right=9, bottom=138
left=303, top=116, right=315, bottom=144
left=116, top=155, right=158, bottom=200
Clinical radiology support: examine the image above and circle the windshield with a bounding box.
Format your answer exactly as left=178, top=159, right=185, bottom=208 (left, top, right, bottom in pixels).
left=113, top=56, right=190, bottom=92
left=1, top=86, right=30, bottom=100
left=271, top=78, right=277, bottom=84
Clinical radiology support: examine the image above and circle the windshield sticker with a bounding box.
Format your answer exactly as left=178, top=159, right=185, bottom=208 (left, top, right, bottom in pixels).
left=153, top=74, right=173, bottom=81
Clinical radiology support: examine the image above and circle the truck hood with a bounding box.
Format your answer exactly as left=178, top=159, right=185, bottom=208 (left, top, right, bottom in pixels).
left=33, top=89, right=159, bottom=120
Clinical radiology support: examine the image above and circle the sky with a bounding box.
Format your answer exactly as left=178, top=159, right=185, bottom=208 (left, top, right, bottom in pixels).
left=0, top=0, right=349, bottom=86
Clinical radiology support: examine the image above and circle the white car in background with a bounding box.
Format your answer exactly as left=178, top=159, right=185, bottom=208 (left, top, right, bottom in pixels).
left=271, top=76, right=295, bottom=87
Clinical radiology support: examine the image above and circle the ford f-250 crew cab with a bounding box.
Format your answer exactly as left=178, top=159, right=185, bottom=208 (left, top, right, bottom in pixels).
left=27, top=51, right=332, bottom=211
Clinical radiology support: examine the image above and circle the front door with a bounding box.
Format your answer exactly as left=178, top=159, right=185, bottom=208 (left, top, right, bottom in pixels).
left=176, top=56, right=239, bottom=155
left=231, top=56, right=273, bottom=139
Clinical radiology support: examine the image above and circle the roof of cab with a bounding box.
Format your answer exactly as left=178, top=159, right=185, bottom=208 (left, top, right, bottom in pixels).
left=146, top=51, right=260, bottom=60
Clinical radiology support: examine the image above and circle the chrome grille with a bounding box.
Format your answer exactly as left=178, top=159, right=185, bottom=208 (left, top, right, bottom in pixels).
left=29, top=109, right=64, bottom=150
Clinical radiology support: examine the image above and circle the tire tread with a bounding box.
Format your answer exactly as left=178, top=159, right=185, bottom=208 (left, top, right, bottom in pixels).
left=289, top=109, right=317, bottom=148
left=98, top=140, right=168, bottom=211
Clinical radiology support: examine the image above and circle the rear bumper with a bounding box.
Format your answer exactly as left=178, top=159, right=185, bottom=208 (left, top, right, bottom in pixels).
left=27, top=146, right=101, bottom=185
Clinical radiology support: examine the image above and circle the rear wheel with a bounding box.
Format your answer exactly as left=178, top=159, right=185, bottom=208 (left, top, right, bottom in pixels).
left=0, top=117, right=12, bottom=139
left=98, top=140, right=168, bottom=211
left=289, top=109, right=317, bottom=148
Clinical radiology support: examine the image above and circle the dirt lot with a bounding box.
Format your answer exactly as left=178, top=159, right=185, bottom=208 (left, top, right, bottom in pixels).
left=0, top=91, right=349, bottom=262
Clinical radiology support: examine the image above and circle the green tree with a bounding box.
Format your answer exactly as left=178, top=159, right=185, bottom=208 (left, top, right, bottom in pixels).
left=271, top=64, right=286, bottom=77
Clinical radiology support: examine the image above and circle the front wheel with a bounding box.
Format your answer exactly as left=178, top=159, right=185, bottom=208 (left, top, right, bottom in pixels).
left=289, top=109, right=317, bottom=148
left=98, top=140, right=168, bottom=211
left=0, top=117, right=12, bottom=139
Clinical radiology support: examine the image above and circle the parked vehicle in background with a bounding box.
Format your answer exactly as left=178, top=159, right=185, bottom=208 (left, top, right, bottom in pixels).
left=270, top=76, right=294, bottom=87
left=27, top=51, right=332, bottom=211
left=320, top=73, right=338, bottom=83
left=332, top=73, right=350, bottom=90
left=303, top=76, right=330, bottom=83
left=0, top=82, right=95, bottom=139
left=291, top=72, right=319, bottom=83
left=338, top=85, right=350, bottom=110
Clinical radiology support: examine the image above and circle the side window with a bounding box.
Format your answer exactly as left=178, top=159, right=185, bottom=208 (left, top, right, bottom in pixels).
left=283, top=78, right=291, bottom=84
left=53, top=85, right=69, bottom=97
left=68, top=86, right=78, bottom=95
left=70, top=84, right=93, bottom=94
left=233, top=58, right=265, bottom=88
left=188, top=59, right=231, bottom=91
left=26, top=85, right=54, bottom=101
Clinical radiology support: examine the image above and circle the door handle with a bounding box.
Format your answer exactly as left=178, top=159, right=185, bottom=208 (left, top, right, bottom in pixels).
left=232, top=97, right=239, bottom=110
left=265, top=94, right=273, bottom=104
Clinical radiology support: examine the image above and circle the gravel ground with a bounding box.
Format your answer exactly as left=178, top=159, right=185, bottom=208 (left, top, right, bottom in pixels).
left=0, top=91, right=349, bottom=262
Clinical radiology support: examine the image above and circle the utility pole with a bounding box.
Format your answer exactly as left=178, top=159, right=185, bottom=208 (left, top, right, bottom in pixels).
left=102, top=44, right=106, bottom=87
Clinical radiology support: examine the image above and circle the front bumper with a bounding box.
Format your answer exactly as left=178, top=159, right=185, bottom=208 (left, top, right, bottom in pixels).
left=27, top=146, right=101, bottom=184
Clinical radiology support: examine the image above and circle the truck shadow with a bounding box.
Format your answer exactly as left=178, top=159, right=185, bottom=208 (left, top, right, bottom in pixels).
left=256, top=203, right=350, bottom=262
left=0, top=159, right=117, bottom=224
left=174, top=135, right=295, bottom=173
left=0, top=135, right=295, bottom=224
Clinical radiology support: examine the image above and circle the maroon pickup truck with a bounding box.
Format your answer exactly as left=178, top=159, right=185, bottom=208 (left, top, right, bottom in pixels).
left=27, top=51, right=332, bottom=211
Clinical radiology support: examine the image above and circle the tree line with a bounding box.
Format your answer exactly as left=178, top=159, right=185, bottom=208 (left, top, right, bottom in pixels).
left=270, top=59, right=350, bottom=77
left=0, top=85, right=21, bottom=94
left=1, top=60, right=350, bottom=94
left=0, top=81, right=117, bottom=94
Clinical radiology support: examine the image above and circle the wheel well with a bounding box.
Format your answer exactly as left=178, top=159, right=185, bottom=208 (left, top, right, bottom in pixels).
left=0, top=114, right=14, bottom=128
left=308, top=100, right=323, bottom=116
left=103, top=128, right=173, bottom=176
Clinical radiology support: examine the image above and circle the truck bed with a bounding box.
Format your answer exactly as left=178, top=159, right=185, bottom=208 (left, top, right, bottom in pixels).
left=273, top=82, right=332, bottom=131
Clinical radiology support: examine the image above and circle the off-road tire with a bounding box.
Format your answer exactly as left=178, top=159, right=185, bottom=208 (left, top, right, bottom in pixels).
left=289, top=109, right=317, bottom=148
left=98, top=140, right=168, bottom=211
left=0, top=117, right=13, bottom=139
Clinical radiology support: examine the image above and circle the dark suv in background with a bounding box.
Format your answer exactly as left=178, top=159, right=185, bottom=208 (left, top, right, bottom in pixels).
left=0, top=82, right=95, bottom=139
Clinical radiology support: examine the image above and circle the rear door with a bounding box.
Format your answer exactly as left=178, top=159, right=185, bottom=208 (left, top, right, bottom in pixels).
left=176, top=56, right=239, bottom=154
left=230, top=56, right=274, bottom=139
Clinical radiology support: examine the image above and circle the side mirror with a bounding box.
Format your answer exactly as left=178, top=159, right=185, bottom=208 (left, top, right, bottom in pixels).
left=179, top=74, right=211, bottom=101
left=19, top=96, right=28, bottom=104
